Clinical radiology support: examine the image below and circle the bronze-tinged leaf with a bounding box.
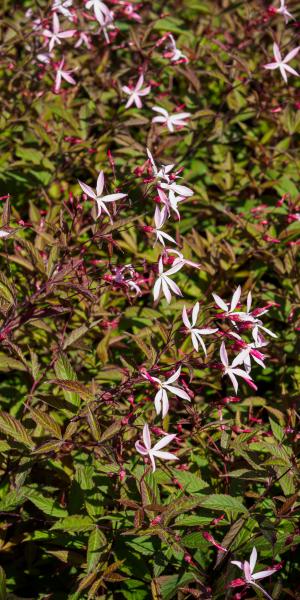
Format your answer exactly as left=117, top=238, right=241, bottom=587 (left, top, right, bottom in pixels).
left=30, top=408, right=62, bottom=439
left=32, top=440, right=63, bottom=454
left=86, top=406, right=101, bottom=441
left=277, top=492, right=298, bottom=516
left=0, top=412, right=34, bottom=449
left=76, top=571, right=98, bottom=594
left=51, top=379, right=93, bottom=402
left=99, top=419, right=123, bottom=442
left=0, top=566, right=7, bottom=600
left=87, top=527, right=107, bottom=573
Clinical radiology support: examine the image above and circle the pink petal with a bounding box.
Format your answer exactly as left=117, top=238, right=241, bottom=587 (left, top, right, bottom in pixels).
left=78, top=180, right=96, bottom=199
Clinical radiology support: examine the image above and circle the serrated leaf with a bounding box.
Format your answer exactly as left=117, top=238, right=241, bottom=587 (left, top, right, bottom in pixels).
left=201, top=495, right=248, bottom=514
left=30, top=408, right=62, bottom=439
left=52, top=379, right=94, bottom=402
left=0, top=412, right=34, bottom=448
left=25, top=488, right=68, bottom=517
left=87, top=527, right=107, bottom=573
left=54, top=354, right=80, bottom=411
left=51, top=515, right=94, bottom=532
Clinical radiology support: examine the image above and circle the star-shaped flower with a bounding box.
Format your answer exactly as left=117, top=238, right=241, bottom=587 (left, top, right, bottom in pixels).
left=135, top=423, right=178, bottom=472
left=147, top=366, right=190, bottom=417
left=42, top=13, right=75, bottom=52
left=182, top=302, right=218, bottom=355
left=231, top=547, right=278, bottom=600
left=220, top=342, right=257, bottom=393
left=152, top=107, right=191, bottom=133
left=78, top=172, right=127, bottom=223
left=264, top=43, right=300, bottom=83
left=153, top=257, right=183, bottom=304
left=122, top=74, right=151, bottom=109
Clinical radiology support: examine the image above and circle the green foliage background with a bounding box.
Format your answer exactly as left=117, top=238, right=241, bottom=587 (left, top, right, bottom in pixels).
left=0, top=0, right=299, bottom=598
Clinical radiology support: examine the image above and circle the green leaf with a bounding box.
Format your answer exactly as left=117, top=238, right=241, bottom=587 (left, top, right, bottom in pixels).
left=30, top=408, right=62, bottom=439
left=51, top=515, right=94, bottom=532
left=201, top=494, right=248, bottom=514
left=87, top=527, right=107, bottom=573
left=54, top=354, right=80, bottom=412
left=25, top=488, right=68, bottom=518
left=0, top=412, right=34, bottom=448
left=52, top=379, right=94, bottom=402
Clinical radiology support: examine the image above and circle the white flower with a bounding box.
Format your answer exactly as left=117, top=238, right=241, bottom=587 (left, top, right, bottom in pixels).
left=153, top=257, right=183, bottom=304
left=152, top=107, right=191, bottom=133
left=232, top=547, right=278, bottom=600
left=0, top=229, right=13, bottom=239
left=54, top=58, right=76, bottom=93
left=78, top=172, right=127, bottom=223
left=232, top=341, right=267, bottom=374
left=122, top=74, right=151, bottom=109
left=220, top=342, right=257, bottom=393
left=146, top=148, right=175, bottom=183
left=212, top=286, right=243, bottom=318
left=165, top=34, right=188, bottom=63
left=86, top=0, right=113, bottom=24
left=264, top=43, right=300, bottom=83
left=275, top=0, right=294, bottom=23
left=153, top=206, right=177, bottom=247
left=52, top=0, right=74, bottom=19
left=182, top=302, right=218, bottom=355
left=157, top=188, right=185, bottom=220
left=166, top=249, right=200, bottom=270
left=148, top=366, right=190, bottom=417
left=42, top=13, right=75, bottom=52
left=135, top=424, right=178, bottom=472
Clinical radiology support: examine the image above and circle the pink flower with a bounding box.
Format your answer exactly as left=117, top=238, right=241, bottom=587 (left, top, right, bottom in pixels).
left=78, top=171, right=127, bottom=223
left=264, top=43, right=300, bottom=83
left=135, top=423, right=178, bottom=472
left=42, top=13, right=76, bottom=52
left=122, top=74, right=151, bottom=109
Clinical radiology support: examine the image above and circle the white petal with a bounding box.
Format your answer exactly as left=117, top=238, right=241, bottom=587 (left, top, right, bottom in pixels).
left=164, top=384, right=190, bottom=401
left=182, top=305, right=191, bottom=329
left=96, top=171, right=104, bottom=196
left=152, top=433, right=176, bottom=451
left=165, top=366, right=181, bottom=384
left=78, top=180, right=96, bottom=199
left=220, top=341, right=228, bottom=367
left=161, top=278, right=172, bottom=303
left=102, top=193, right=127, bottom=203
left=252, top=569, right=278, bottom=580
left=153, top=278, right=162, bottom=301
left=142, top=423, right=151, bottom=451
left=284, top=46, right=300, bottom=63
left=231, top=286, right=241, bottom=311
left=154, top=389, right=163, bottom=415
left=191, top=331, right=199, bottom=352
left=249, top=547, right=257, bottom=574
left=212, top=293, right=228, bottom=312
left=273, top=43, right=282, bottom=63
left=152, top=450, right=178, bottom=461
left=192, top=302, right=199, bottom=326
left=161, top=389, right=169, bottom=418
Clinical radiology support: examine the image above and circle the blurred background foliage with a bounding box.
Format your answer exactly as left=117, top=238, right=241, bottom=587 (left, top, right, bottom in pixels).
left=0, top=0, right=299, bottom=598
